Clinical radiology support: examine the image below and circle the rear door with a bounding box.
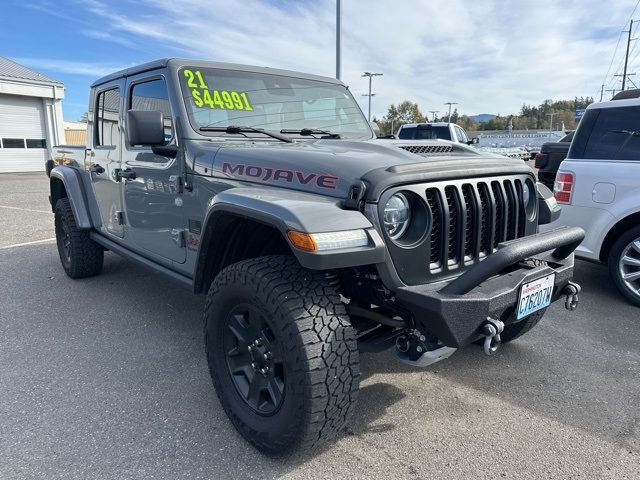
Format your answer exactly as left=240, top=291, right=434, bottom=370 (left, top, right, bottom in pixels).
left=567, top=105, right=640, bottom=208
left=88, top=83, right=124, bottom=237
left=121, top=74, right=186, bottom=264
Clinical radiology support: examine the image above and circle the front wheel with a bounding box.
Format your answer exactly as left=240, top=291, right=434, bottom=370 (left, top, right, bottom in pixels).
left=608, top=225, right=640, bottom=307
left=54, top=198, right=104, bottom=278
left=204, top=255, right=360, bottom=455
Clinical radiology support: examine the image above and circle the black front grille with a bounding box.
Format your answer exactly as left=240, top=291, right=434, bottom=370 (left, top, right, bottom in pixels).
left=427, top=179, right=526, bottom=270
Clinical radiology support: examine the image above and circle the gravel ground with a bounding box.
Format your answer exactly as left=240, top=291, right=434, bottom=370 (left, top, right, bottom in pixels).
left=0, top=173, right=638, bottom=479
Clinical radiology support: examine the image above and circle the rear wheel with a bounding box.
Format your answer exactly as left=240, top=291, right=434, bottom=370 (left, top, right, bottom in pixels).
left=608, top=225, right=640, bottom=307
left=54, top=198, right=103, bottom=278
left=204, top=255, right=360, bottom=455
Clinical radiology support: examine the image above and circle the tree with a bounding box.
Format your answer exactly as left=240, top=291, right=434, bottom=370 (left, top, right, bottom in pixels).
left=376, top=100, right=425, bottom=135
left=79, top=112, right=88, bottom=123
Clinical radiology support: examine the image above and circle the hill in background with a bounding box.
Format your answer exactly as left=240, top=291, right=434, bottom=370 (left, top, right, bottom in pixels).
left=470, top=113, right=496, bottom=123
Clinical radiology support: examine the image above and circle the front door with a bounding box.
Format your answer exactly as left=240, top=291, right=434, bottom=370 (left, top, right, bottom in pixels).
left=121, top=75, right=186, bottom=264
left=89, top=84, right=124, bottom=237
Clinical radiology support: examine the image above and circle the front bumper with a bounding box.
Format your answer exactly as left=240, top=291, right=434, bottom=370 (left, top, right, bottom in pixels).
left=394, top=226, right=585, bottom=348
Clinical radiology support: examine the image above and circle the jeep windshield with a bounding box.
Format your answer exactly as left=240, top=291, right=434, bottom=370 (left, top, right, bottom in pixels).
left=178, top=67, right=372, bottom=140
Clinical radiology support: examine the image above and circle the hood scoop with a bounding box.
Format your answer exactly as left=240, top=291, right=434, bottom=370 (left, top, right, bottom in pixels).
left=397, top=144, right=455, bottom=155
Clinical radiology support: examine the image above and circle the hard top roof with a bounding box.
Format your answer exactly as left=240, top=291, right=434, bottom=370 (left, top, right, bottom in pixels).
left=92, top=58, right=344, bottom=88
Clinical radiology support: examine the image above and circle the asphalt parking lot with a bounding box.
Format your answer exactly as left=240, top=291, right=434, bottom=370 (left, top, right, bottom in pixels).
left=1, top=172, right=639, bottom=479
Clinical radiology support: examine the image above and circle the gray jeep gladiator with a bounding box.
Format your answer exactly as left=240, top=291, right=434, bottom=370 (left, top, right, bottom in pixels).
left=49, top=58, right=584, bottom=455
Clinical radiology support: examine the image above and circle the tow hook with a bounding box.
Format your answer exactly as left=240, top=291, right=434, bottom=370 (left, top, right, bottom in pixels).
left=481, top=317, right=504, bottom=356
left=563, top=281, right=581, bottom=311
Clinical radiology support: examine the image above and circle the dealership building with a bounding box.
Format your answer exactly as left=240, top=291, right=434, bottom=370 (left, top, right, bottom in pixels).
left=0, top=56, right=65, bottom=173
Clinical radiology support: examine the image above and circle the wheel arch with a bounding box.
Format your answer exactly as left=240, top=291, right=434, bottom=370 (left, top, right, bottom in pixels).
left=192, top=187, right=385, bottom=294
left=49, top=167, right=93, bottom=229
left=600, top=210, right=640, bottom=262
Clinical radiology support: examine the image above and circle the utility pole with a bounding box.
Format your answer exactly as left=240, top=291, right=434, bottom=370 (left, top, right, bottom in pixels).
left=336, top=0, right=341, bottom=79
left=362, top=72, right=383, bottom=122
left=606, top=87, right=618, bottom=99
left=444, top=102, right=458, bottom=122
left=600, top=84, right=605, bottom=102
left=429, top=111, right=439, bottom=122
left=622, top=20, right=634, bottom=91
left=546, top=112, right=556, bottom=132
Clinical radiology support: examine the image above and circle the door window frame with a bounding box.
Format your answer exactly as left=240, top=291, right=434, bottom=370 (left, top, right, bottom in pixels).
left=125, top=74, right=176, bottom=152
left=94, top=86, right=122, bottom=151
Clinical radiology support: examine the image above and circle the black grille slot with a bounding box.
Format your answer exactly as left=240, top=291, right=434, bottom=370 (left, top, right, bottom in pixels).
left=478, top=183, right=492, bottom=255
left=425, top=188, right=443, bottom=266
left=491, top=181, right=505, bottom=247
left=461, top=184, right=476, bottom=259
left=444, top=186, right=460, bottom=263
left=504, top=180, right=518, bottom=240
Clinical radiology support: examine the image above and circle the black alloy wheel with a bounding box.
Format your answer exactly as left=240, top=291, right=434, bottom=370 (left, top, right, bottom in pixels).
left=223, top=304, right=285, bottom=415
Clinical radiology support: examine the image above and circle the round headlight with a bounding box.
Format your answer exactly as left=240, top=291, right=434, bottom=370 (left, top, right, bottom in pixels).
left=523, top=182, right=531, bottom=207
left=384, top=193, right=411, bottom=239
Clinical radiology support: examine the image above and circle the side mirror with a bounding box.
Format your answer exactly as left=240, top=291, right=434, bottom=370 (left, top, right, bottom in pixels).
left=369, top=121, right=381, bottom=137
left=467, top=137, right=479, bottom=145
left=127, top=110, right=165, bottom=146
left=536, top=182, right=561, bottom=225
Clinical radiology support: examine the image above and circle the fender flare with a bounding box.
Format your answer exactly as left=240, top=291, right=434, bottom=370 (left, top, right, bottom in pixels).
left=193, top=187, right=385, bottom=292
left=49, top=166, right=93, bottom=229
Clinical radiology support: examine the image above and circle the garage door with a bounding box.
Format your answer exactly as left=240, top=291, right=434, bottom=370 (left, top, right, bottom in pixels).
left=0, top=94, right=48, bottom=172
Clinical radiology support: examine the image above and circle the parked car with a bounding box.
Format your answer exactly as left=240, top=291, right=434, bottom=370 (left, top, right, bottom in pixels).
left=551, top=90, right=640, bottom=306
left=396, top=122, right=479, bottom=145
left=534, top=131, right=574, bottom=190
left=48, top=58, right=583, bottom=455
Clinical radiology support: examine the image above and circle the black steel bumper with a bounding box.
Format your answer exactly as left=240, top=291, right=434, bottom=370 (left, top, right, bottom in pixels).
left=394, top=227, right=585, bottom=348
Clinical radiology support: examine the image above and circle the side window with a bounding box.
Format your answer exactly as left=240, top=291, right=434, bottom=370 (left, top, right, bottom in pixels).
left=456, top=127, right=468, bottom=143
left=95, top=88, right=121, bottom=148
left=582, top=106, right=640, bottom=160
left=129, top=78, right=174, bottom=143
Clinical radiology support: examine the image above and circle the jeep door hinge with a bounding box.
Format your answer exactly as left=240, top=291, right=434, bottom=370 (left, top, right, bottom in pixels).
left=169, top=175, right=184, bottom=194
left=171, top=228, right=186, bottom=248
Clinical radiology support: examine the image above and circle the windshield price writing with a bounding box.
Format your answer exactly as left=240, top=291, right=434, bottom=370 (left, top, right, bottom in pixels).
left=183, top=69, right=253, bottom=111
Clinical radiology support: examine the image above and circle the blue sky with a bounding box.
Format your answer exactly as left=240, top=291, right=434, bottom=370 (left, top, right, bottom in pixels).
left=2, top=0, right=639, bottom=121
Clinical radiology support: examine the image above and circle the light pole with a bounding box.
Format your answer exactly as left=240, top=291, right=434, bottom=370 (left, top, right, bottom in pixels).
left=546, top=112, right=555, bottom=132
left=362, top=72, right=383, bottom=122
left=336, top=0, right=341, bottom=79
left=429, top=111, right=439, bottom=122
left=444, top=102, right=458, bottom=123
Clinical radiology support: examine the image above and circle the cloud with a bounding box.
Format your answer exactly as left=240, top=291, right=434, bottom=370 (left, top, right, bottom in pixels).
left=15, top=57, right=135, bottom=77
left=64, top=0, right=640, bottom=116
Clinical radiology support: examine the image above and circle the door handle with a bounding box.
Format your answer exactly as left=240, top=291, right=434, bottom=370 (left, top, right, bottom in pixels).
left=118, top=168, right=137, bottom=181
left=90, top=164, right=105, bottom=174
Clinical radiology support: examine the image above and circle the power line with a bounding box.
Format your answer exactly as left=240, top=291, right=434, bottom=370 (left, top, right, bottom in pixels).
left=601, top=1, right=640, bottom=94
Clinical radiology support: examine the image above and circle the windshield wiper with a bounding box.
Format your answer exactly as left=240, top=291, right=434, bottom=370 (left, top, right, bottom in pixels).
left=199, top=125, right=292, bottom=143
left=280, top=128, right=341, bottom=139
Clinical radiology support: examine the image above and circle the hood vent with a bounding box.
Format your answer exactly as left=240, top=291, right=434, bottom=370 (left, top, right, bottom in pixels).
left=398, top=144, right=454, bottom=155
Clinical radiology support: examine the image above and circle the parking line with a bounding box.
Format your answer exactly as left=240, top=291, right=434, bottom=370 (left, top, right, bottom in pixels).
left=0, top=205, right=50, bottom=214
left=1, top=238, right=56, bottom=249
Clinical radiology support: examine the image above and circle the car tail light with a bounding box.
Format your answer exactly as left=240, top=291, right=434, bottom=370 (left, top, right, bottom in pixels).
left=534, top=152, right=549, bottom=169
left=554, top=171, right=574, bottom=204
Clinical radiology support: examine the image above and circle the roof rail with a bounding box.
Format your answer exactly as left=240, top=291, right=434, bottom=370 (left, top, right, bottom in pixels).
left=611, top=89, right=640, bottom=100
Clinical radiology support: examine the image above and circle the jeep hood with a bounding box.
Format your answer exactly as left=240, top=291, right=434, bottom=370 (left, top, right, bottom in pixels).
left=193, top=138, right=531, bottom=202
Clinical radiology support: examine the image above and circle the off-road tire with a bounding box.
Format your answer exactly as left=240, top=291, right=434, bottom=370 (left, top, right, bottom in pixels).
left=204, top=255, right=360, bottom=455
left=54, top=198, right=103, bottom=278
left=500, top=309, right=546, bottom=343
left=607, top=225, right=640, bottom=307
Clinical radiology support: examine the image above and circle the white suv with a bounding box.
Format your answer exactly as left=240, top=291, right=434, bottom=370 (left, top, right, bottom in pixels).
left=551, top=91, right=640, bottom=306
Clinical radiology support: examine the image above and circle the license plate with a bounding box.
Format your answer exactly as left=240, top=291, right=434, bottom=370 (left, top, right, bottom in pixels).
left=516, top=274, right=555, bottom=320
